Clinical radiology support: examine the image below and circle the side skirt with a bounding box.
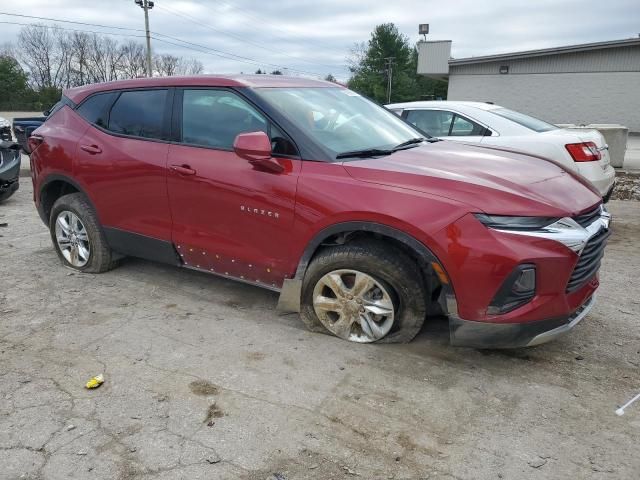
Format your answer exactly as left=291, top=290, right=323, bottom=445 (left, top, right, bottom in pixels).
left=103, top=227, right=288, bottom=301
left=183, top=265, right=281, bottom=293
left=103, top=227, right=181, bottom=265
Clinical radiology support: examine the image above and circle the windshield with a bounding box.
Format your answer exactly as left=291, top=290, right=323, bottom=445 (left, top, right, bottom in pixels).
left=254, top=87, right=425, bottom=159
left=491, top=108, right=557, bottom=133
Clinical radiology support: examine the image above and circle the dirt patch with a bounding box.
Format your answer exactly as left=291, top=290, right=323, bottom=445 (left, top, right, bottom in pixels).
left=189, top=379, right=220, bottom=396
left=204, top=403, right=225, bottom=424
left=612, top=172, right=640, bottom=201
left=245, top=351, right=266, bottom=361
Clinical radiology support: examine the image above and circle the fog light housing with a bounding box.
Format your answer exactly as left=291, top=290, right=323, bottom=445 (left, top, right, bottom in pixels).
left=487, top=264, right=536, bottom=315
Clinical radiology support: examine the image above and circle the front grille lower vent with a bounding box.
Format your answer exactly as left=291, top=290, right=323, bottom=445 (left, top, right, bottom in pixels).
left=566, top=227, right=610, bottom=292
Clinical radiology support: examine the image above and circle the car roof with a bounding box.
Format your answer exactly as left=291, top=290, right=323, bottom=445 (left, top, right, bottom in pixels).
left=386, top=100, right=504, bottom=111
left=64, top=74, right=337, bottom=104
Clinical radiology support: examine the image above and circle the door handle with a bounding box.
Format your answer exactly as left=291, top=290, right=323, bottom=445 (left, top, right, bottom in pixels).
left=170, top=164, right=196, bottom=176
left=80, top=144, right=102, bottom=154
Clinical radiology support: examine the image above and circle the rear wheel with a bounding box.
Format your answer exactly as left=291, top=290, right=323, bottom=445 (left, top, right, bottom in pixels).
left=49, top=193, right=118, bottom=273
left=300, top=241, right=427, bottom=343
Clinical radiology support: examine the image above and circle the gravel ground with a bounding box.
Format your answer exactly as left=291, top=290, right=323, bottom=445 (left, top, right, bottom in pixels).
left=0, top=181, right=639, bottom=480
left=612, top=172, right=640, bottom=201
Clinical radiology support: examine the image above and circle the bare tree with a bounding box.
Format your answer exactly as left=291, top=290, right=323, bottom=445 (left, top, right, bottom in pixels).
left=154, top=54, right=180, bottom=76
left=18, top=24, right=56, bottom=88
left=154, top=54, right=203, bottom=76
left=178, top=57, right=204, bottom=75
left=347, top=41, right=368, bottom=74
left=118, top=40, right=147, bottom=79
left=16, top=24, right=205, bottom=88
left=84, top=35, right=124, bottom=83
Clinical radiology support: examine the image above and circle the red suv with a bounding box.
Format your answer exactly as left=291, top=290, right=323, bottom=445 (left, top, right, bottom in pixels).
left=29, top=75, right=611, bottom=348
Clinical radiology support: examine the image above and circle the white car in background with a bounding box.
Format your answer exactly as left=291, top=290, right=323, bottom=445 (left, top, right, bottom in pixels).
left=385, top=101, right=616, bottom=199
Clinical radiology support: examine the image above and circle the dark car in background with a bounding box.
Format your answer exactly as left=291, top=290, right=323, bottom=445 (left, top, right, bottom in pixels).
left=0, top=141, right=21, bottom=203
left=0, top=117, right=12, bottom=142
left=12, top=114, right=47, bottom=154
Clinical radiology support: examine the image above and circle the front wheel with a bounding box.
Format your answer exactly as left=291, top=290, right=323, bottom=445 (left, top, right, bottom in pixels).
left=300, top=241, right=427, bottom=343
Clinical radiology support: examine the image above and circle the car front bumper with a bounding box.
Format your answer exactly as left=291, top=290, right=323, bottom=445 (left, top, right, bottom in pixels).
left=448, top=294, right=595, bottom=348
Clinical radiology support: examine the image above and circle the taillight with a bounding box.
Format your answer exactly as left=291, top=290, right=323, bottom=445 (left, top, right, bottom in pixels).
left=27, top=134, right=44, bottom=152
left=565, top=142, right=601, bottom=162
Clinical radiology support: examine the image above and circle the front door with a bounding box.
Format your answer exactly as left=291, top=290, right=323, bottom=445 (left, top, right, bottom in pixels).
left=166, top=88, right=301, bottom=288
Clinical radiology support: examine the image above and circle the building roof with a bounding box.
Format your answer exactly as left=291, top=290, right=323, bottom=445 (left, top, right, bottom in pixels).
left=449, top=37, right=640, bottom=66
left=65, top=74, right=334, bottom=103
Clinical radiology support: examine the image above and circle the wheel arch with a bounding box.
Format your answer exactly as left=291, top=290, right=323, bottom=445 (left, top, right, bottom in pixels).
left=38, top=174, right=96, bottom=226
left=278, top=221, right=457, bottom=315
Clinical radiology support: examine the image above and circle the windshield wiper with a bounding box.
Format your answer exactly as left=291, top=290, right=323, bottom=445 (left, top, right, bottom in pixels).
left=335, top=148, right=393, bottom=159
left=392, top=137, right=425, bottom=150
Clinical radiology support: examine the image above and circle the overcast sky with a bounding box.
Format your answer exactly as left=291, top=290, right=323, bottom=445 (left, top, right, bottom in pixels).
left=0, top=0, right=638, bottom=80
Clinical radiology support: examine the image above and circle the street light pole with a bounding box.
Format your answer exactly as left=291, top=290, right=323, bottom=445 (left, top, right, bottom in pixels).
left=384, top=57, right=395, bottom=103
left=135, top=0, right=154, bottom=77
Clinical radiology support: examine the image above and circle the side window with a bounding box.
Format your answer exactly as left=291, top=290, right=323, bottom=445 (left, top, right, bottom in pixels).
left=271, top=124, right=298, bottom=157
left=76, top=92, right=117, bottom=128
left=450, top=114, right=486, bottom=136
left=405, top=109, right=453, bottom=137
left=181, top=89, right=298, bottom=156
left=182, top=89, right=268, bottom=149
left=108, top=90, right=167, bottom=139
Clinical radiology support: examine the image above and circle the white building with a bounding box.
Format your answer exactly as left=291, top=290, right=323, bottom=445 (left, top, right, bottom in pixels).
left=417, top=38, right=640, bottom=132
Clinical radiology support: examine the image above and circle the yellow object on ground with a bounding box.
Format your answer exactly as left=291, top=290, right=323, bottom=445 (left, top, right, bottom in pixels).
left=85, top=374, right=104, bottom=389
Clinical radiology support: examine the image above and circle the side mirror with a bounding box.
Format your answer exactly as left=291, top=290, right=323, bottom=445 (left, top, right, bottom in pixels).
left=233, top=131, right=284, bottom=173
left=43, top=110, right=51, bottom=117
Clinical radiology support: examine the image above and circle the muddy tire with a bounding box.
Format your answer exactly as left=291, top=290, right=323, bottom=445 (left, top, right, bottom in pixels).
left=300, top=241, right=427, bottom=343
left=49, top=193, right=118, bottom=273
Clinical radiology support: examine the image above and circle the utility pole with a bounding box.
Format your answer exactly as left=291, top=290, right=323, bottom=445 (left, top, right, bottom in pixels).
left=135, top=0, right=154, bottom=77
left=384, top=57, right=395, bottom=103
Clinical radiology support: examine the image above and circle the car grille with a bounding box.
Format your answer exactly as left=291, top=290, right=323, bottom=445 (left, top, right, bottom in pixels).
left=566, top=227, right=611, bottom=292
left=573, top=206, right=602, bottom=228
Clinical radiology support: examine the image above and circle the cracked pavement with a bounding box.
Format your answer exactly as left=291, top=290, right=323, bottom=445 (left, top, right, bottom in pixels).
left=1, top=181, right=639, bottom=479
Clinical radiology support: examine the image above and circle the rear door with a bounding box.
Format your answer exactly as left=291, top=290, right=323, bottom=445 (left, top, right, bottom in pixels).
left=403, top=108, right=489, bottom=143
left=166, top=88, right=301, bottom=288
left=74, top=88, right=173, bottom=241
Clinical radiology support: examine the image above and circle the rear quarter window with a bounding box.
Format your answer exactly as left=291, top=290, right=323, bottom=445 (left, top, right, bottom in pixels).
left=75, top=92, right=117, bottom=128
left=491, top=108, right=557, bottom=133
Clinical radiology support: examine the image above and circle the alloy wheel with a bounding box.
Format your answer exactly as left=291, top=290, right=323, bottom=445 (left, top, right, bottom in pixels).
left=55, top=210, right=91, bottom=267
left=312, top=269, right=395, bottom=343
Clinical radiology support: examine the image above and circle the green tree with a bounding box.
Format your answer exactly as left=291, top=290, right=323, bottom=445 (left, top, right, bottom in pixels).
left=347, top=23, right=447, bottom=103
left=324, top=73, right=337, bottom=83
left=0, top=54, right=33, bottom=109
left=270, top=70, right=283, bottom=75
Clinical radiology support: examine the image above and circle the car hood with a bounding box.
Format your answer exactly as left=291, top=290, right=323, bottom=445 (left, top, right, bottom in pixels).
left=342, top=141, right=601, bottom=217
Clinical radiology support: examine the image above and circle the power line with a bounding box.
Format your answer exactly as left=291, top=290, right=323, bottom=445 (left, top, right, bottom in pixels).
left=0, top=19, right=321, bottom=75
left=153, top=2, right=342, bottom=71
left=0, top=12, right=324, bottom=77
left=0, top=20, right=148, bottom=40
left=0, top=11, right=146, bottom=33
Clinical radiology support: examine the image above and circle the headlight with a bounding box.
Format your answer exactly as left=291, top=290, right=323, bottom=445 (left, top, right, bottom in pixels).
left=0, top=118, right=10, bottom=128
left=475, top=208, right=610, bottom=253
left=474, top=214, right=560, bottom=231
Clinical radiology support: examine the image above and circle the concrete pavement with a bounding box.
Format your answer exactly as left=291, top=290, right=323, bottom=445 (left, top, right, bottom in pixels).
left=1, top=181, right=639, bottom=480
